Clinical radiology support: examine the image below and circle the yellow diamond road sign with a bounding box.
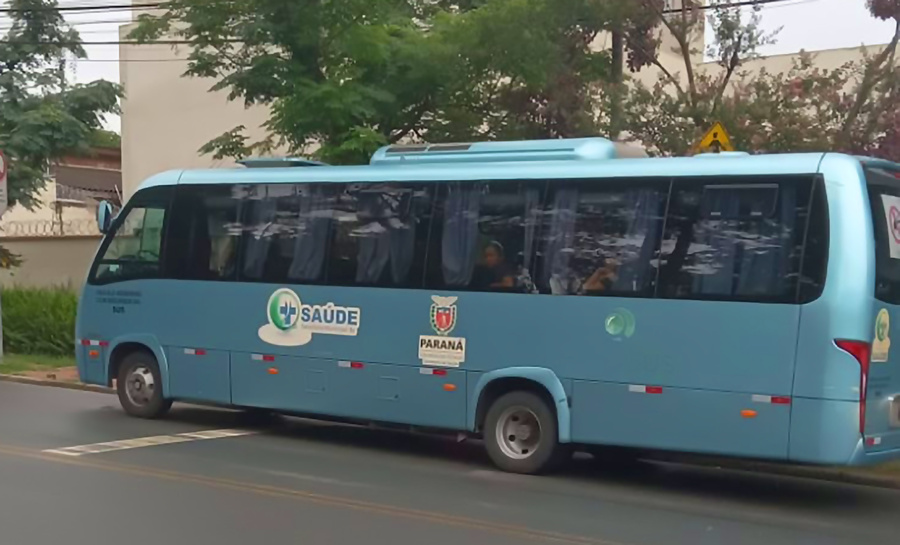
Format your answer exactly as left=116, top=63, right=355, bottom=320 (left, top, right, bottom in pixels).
left=695, top=122, right=734, bottom=153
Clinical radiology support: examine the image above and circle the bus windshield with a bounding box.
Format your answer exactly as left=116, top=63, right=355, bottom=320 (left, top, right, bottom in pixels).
left=866, top=166, right=900, bottom=304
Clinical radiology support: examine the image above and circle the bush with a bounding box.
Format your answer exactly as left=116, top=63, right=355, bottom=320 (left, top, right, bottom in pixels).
left=1, top=287, right=77, bottom=356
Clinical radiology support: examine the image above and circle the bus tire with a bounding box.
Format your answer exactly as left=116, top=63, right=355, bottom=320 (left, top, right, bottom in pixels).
left=116, top=351, right=172, bottom=419
left=484, top=391, right=565, bottom=474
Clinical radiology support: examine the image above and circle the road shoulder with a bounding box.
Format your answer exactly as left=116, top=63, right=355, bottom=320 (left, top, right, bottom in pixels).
left=3, top=373, right=898, bottom=490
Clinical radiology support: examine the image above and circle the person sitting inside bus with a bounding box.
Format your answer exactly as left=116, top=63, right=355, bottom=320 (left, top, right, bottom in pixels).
left=580, top=257, right=620, bottom=294
left=471, top=241, right=516, bottom=290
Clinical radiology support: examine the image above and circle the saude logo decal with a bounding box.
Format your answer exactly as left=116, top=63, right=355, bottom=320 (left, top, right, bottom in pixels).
left=258, top=288, right=361, bottom=346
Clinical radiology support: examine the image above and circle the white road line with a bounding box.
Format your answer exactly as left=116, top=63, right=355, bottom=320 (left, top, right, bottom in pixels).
left=42, top=429, right=256, bottom=457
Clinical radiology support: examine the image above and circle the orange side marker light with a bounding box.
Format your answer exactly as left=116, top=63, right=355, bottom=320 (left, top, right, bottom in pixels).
left=267, top=367, right=279, bottom=375
left=741, top=409, right=757, bottom=419
left=443, top=384, right=457, bottom=392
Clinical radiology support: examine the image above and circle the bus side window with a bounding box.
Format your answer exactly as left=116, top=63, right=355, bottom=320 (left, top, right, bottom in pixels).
left=166, top=185, right=242, bottom=282
left=656, top=177, right=813, bottom=303
left=90, top=186, right=172, bottom=284
left=325, top=183, right=432, bottom=288
left=535, top=179, right=667, bottom=297
left=427, top=180, right=546, bottom=294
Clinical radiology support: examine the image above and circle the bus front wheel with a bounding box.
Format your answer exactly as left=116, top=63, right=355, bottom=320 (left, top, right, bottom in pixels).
left=116, top=351, right=172, bottom=419
left=483, top=391, right=566, bottom=474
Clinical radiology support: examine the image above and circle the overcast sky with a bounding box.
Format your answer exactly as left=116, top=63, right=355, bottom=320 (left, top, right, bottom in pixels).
left=1, top=0, right=897, bottom=133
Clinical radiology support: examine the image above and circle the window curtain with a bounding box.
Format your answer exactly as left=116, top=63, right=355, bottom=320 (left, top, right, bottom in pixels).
left=442, top=183, right=482, bottom=286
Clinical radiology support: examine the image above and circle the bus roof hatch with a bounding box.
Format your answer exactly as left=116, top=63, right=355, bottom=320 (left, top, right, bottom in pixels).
left=369, top=137, right=647, bottom=166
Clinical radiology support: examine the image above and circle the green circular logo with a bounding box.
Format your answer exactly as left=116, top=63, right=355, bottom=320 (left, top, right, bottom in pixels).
left=605, top=308, right=635, bottom=338
left=877, top=309, right=889, bottom=342
left=268, top=289, right=302, bottom=331
left=605, top=314, right=625, bottom=336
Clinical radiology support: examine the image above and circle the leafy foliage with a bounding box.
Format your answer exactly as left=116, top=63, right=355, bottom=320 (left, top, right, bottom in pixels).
left=88, top=129, right=121, bottom=150
left=0, top=0, right=122, bottom=267
left=622, top=0, right=900, bottom=161
left=2, top=286, right=77, bottom=356
left=132, top=0, right=661, bottom=160
left=131, top=0, right=448, bottom=164
left=133, top=0, right=900, bottom=163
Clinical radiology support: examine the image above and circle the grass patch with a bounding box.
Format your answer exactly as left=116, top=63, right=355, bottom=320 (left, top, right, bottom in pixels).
left=2, top=286, right=77, bottom=356
left=0, top=353, right=76, bottom=375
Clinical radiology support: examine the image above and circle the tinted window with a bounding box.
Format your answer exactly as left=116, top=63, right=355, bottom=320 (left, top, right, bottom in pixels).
left=536, top=180, right=668, bottom=296
left=90, top=186, right=172, bottom=284
left=240, top=183, right=336, bottom=284
left=321, top=184, right=432, bottom=288
left=657, top=177, right=814, bottom=303
left=866, top=166, right=900, bottom=304
left=798, top=179, right=828, bottom=303
left=426, top=181, right=545, bottom=293
left=166, top=185, right=242, bottom=281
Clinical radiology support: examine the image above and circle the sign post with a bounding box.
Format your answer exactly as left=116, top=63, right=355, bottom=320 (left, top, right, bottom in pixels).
left=693, top=121, right=735, bottom=154
left=0, top=150, right=8, bottom=363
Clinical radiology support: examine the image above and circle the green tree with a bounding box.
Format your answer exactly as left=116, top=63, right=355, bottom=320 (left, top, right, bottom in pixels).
left=619, top=0, right=776, bottom=155
left=622, top=0, right=900, bottom=160
left=1, top=0, right=121, bottom=207
left=424, top=0, right=641, bottom=142
left=88, top=129, right=121, bottom=150
left=130, top=0, right=457, bottom=165
left=0, top=0, right=121, bottom=266
left=130, top=0, right=660, bottom=162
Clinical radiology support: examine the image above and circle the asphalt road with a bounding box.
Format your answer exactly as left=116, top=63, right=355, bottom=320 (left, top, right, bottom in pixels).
left=0, top=381, right=898, bottom=545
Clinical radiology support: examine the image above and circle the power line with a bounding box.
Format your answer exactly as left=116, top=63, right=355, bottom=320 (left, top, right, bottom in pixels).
left=0, top=3, right=161, bottom=13
left=0, top=19, right=131, bottom=29
left=665, top=0, right=800, bottom=13
left=0, top=0, right=795, bottom=15
left=67, top=57, right=188, bottom=61
left=0, top=39, right=238, bottom=45
left=0, top=0, right=804, bottom=45
left=0, top=25, right=130, bottom=34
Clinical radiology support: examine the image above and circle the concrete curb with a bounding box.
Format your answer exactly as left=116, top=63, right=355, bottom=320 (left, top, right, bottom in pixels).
left=0, top=374, right=113, bottom=394
left=654, top=454, right=900, bottom=490
left=2, top=374, right=898, bottom=489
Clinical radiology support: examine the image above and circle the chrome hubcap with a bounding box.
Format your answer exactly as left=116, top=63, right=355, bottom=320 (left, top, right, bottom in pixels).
left=125, top=366, right=155, bottom=406
left=496, top=406, right=542, bottom=460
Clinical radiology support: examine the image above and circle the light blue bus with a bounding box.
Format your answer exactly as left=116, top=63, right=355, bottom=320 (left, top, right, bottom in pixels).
left=76, top=137, right=900, bottom=474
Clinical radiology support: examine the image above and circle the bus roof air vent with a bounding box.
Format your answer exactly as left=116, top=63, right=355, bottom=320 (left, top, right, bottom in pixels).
left=369, top=137, right=647, bottom=166
left=238, top=157, right=328, bottom=168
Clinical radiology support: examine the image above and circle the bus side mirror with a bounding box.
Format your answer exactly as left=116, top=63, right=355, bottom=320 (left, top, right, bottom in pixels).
left=96, top=200, right=113, bottom=234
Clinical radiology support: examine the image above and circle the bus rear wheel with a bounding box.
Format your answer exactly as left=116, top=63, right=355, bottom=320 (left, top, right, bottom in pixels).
left=484, top=391, right=565, bottom=474
left=116, top=351, right=172, bottom=419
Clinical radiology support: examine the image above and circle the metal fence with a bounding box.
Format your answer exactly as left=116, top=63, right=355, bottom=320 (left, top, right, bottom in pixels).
left=0, top=218, right=100, bottom=237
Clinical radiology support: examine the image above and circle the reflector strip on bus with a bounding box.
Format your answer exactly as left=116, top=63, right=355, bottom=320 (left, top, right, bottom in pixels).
left=751, top=394, right=791, bottom=404
left=184, top=348, right=206, bottom=356
left=338, top=361, right=364, bottom=369
left=79, top=339, right=108, bottom=347
left=866, top=436, right=882, bottom=446
left=251, top=354, right=276, bottom=362
left=419, top=368, right=448, bottom=376
left=628, top=385, right=663, bottom=394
